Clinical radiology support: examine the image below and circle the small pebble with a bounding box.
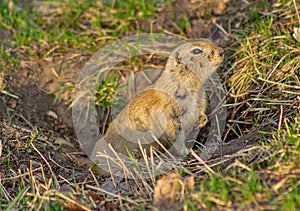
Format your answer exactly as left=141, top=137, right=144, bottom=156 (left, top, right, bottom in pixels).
left=47, top=110, right=58, bottom=119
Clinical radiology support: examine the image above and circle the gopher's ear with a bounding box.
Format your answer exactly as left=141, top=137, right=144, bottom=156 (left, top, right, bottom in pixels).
left=174, top=51, right=182, bottom=64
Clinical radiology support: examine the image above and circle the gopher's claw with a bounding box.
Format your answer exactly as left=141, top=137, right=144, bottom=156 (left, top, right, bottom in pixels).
left=199, top=114, right=208, bottom=128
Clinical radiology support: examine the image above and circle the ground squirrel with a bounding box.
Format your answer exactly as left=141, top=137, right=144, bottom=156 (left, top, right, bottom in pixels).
left=91, top=38, right=224, bottom=175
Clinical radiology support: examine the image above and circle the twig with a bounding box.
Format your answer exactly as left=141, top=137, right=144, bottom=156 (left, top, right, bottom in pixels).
left=1, top=166, right=44, bottom=181
left=214, top=22, right=230, bottom=37
left=48, top=152, right=70, bottom=172
left=278, top=105, right=283, bottom=137
left=49, top=191, right=90, bottom=211
left=86, top=184, right=139, bottom=205
left=15, top=113, right=35, bottom=129
left=0, top=90, right=19, bottom=99
left=0, top=140, right=2, bottom=158
left=258, top=77, right=300, bottom=89
left=31, top=143, right=59, bottom=188
left=190, top=149, right=215, bottom=175
left=293, top=0, right=300, bottom=25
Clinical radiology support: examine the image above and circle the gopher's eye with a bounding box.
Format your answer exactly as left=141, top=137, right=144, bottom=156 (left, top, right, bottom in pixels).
left=191, top=48, right=203, bottom=54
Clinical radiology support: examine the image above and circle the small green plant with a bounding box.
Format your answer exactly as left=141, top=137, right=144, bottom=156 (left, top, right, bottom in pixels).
left=180, top=15, right=191, bottom=34
left=95, top=74, right=118, bottom=108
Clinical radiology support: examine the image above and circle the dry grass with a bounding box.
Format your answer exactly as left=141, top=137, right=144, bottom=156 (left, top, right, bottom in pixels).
left=223, top=0, right=300, bottom=141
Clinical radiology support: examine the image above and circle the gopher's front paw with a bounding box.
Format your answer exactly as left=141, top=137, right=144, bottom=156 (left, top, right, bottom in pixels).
left=199, top=113, right=208, bottom=128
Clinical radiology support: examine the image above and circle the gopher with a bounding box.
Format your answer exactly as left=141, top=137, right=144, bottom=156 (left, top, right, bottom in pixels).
left=91, top=38, right=224, bottom=175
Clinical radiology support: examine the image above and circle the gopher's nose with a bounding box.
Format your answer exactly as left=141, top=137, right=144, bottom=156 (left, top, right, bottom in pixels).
left=218, top=48, right=224, bottom=57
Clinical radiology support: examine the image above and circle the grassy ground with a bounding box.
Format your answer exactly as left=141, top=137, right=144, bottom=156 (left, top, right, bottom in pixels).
left=0, top=0, right=299, bottom=210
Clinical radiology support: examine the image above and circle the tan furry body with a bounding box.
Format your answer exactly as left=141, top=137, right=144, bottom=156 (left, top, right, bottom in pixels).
left=91, top=39, right=224, bottom=175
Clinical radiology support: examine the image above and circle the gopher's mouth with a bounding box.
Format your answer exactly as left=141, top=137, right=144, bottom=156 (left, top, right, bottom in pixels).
left=213, top=57, right=224, bottom=67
